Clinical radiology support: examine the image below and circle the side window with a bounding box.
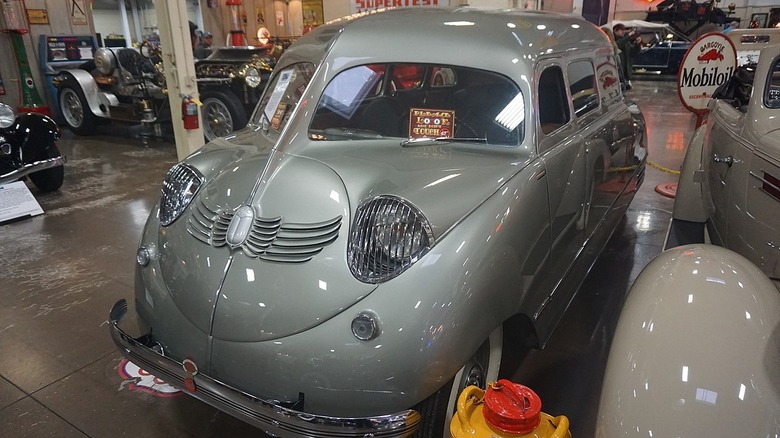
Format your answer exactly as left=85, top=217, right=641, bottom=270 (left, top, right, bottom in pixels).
left=538, top=66, right=570, bottom=135
left=765, top=58, right=780, bottom=109
left=567, top=60, right=599, bottom=117
left=595, top=55, right=622, bottom=106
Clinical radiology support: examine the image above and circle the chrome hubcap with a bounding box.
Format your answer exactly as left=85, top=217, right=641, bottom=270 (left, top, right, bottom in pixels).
left=203, top=98, right=233, bottom=140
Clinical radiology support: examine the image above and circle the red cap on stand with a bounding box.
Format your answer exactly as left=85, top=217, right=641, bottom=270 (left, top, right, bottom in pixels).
left=483, top=379, right=543, bottom=435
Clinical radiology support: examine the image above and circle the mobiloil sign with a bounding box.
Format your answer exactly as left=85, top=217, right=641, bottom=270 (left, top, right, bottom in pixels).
left=677, top=33, right=737, bottom=117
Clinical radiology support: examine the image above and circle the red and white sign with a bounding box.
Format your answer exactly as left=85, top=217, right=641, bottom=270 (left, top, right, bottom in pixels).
left=351, top=0, right=448, bottom=14
left=117, top=358, right=182, bottom=398
left=677, top=32, right=737, bottom=115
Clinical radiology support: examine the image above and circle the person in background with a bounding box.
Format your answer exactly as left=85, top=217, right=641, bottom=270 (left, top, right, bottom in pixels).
left=613, top=23, right=642, bottom=90
left=194, top=32, right=214, bottom=59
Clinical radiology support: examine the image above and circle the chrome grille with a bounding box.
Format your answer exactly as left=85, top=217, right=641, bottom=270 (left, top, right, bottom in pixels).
left=186, top=198, right=341, bottom=263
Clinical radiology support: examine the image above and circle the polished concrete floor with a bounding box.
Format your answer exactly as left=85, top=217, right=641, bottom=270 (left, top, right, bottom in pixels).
left=0, top=77, right=695, bottom=437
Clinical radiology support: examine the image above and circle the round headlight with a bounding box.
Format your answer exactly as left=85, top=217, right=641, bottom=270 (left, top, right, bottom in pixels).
left=244, top=67, right=262, bottom=88
left=348, top=195, right=434, bottom=283
left=94, top=48, right=116, bottom=76
left=159, top=163, right=204, bottom=227
left=0, top=103, right=14, bottom=129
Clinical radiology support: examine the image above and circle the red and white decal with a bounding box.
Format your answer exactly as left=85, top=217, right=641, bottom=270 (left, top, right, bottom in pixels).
left=117, top=358, right=182, bottom=398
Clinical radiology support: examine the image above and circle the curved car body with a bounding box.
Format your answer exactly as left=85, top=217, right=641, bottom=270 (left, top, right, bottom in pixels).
left=597, top=244, right=780, bottom=437
left=109, top=8, right=647, bottom=437
left=671, top=41, right=780, bottom=280
left=0, top=104, right=64, bottom=192
left=599, top=40, right=780, bottom=437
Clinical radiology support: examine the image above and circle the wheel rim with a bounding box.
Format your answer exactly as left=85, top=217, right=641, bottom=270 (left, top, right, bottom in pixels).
left=60, top=89, right=84, bottom=128
left=202, top=97, right=233, bottom=140
left=443, top=326, right=503, bottom=436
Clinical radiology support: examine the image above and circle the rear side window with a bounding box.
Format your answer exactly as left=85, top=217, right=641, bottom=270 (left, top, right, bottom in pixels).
left=538, top=66, right=570, bottom=134
left=766, top=58, right=780, bottom=109
left=567, top=60, right=599, bottom=117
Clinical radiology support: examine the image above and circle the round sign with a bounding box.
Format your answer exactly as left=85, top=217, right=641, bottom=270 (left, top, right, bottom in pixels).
left=677, top=32, right=737, bottom=115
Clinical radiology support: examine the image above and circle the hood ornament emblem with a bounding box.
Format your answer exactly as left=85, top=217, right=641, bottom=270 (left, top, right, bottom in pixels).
left=226, top=205, right=255, bottom=247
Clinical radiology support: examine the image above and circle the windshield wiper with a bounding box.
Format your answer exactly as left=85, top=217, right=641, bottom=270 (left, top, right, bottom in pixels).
left=310, top=128, right=385, bottom=140
left=400, top=137, right=488, bottom=147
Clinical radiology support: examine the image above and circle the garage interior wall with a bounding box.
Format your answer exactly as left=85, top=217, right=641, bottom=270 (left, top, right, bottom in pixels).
left=0, top=0, right=93, bottom=111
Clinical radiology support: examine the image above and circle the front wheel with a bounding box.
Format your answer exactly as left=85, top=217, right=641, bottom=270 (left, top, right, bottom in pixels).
left=28, top=144, right=64, bottom=192
left=201, top=90, right=248, bottom=141
left=58, top=78, right=97, bottom=136
left=413, top=326, right=503, bottom=438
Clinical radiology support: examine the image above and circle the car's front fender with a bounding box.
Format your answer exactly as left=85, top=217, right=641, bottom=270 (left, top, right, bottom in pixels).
left=673, top=124, right=710, bottom=222
left=597, top=244, right=780, bottom=437
left=7, top=113, right=60, bottom=162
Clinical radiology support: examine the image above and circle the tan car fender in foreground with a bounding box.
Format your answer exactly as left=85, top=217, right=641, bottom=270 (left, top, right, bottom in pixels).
left=597, top=244, right=780, bottom=437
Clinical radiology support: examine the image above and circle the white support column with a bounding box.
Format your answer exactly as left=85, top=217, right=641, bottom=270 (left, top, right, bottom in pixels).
left=117, top=0, right=133, bottom=47
left=130, top=0, right=144, bottom=43
left=196, top=0, right=205, bottom=37
left=155, top=0, right=203, bottom=160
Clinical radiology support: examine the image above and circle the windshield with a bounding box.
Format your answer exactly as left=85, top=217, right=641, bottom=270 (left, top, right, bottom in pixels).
left=253, top=62, right=315, bottom=133
left=309, top=63, right=524, bottom=146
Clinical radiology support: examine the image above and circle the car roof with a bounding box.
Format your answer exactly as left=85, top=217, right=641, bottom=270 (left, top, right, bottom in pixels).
left=283, top=7, right=611, bottom=74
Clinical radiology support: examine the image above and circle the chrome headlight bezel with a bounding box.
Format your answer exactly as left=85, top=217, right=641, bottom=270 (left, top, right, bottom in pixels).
left=348, top=195, right=434, bottom=284
left=159, top=163, right=204, bottom=227
left=244, top=66, right=262, bottom=88
left=0, top=103, right=15, bottom=129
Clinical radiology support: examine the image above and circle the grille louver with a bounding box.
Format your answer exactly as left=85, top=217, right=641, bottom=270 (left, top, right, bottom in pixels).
left=186, top=198, right=340, bottom=263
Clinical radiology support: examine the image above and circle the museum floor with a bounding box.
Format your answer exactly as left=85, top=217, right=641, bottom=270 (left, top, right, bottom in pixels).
left=0, top=77, right=691, bottom=437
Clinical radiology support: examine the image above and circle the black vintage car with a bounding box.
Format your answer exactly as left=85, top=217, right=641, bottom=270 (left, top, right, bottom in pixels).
left=55, top=44, right=278, bottom=141
left=633, top=25, right=692, bottom=74
left=0, top=103, right=64, bottom=192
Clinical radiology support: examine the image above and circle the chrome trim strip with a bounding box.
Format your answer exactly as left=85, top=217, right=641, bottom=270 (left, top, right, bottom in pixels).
left=0, top=155, right=66, bottom=185
left=750, top=170, right=780, bottom=196
left=109, top=299, right=421, bottom=438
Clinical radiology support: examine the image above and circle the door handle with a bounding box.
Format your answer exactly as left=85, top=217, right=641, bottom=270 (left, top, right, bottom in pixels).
left=713, top=154, right=733, bottom=167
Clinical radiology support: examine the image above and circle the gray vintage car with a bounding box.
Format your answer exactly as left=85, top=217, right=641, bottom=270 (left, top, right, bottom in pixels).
left=109, top=8, right=647, bottom=437
left=55, top=45, right=275, bottom=141
left=597, top=41, right=780, bottom=437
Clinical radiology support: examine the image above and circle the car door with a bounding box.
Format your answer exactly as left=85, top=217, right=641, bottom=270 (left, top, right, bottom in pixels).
left=741, top=51, right=780, bottom=278
left=704, top=96, right=748, bottom=247
left=534, top=61, right=586, bottom=309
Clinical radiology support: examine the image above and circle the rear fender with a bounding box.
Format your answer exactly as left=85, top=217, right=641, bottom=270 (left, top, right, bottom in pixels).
left=673, top=124, right=710, bottom=222
left=9, top=113, right=60, bottom=163
left=59, top=69, right=114, bottom=119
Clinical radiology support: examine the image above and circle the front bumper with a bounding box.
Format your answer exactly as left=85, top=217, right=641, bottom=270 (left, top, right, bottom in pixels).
left=0, top=155, right=65, bottom=185
left=109, top=299, right=421, bottom=438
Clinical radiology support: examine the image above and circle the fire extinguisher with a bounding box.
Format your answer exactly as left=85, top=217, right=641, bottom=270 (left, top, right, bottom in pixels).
left=182, top=95, right=199, bottom=130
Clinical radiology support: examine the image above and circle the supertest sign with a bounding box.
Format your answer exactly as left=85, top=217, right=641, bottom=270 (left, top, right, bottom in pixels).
left=351, top=0, right=449, bottom=13
left=677, top=33, right=737, bottom=115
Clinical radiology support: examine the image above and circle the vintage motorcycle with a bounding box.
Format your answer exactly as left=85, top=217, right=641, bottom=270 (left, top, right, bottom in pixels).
left=0, top=103, right=64, bottom=192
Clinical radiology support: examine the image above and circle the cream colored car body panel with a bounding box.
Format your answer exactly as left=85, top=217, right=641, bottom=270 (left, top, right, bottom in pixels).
left=597, top=244, right=780, bottom=437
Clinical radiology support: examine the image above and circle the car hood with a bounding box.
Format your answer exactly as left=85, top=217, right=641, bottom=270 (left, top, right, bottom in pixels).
left=164, top=139, right=533, bottom=342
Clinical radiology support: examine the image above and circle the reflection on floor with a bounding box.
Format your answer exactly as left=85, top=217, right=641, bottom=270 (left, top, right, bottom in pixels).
left=0, top=78, right=694, bottom=437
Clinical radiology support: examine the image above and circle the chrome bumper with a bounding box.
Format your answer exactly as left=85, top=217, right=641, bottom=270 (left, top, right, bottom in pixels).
left=109, top=299, right=421, bottom=438
left=0, top=155, right=66, bottom=185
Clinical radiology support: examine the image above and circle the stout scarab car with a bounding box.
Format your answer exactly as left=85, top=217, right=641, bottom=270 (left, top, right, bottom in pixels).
left=109, top=8, right=647, bottom=437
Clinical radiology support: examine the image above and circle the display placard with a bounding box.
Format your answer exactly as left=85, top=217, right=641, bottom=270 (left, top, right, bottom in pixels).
left=0, top=181, right=44, bottom=224
left=677, top=32, right=737, bottom=115
left=26, top=9, right=49, bottom=25
left=408, top=108, right=454, bottom=138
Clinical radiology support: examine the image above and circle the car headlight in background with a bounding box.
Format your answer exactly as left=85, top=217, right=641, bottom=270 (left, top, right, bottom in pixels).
left=244, top=67, right=262, bottom=88
left=348, top=195, right=434, bottom=283
left=0, top=103, right=15, bottom=129
left=238, top=63, right=262, bottom=88
left=159, top=163, right=203, bottom=227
